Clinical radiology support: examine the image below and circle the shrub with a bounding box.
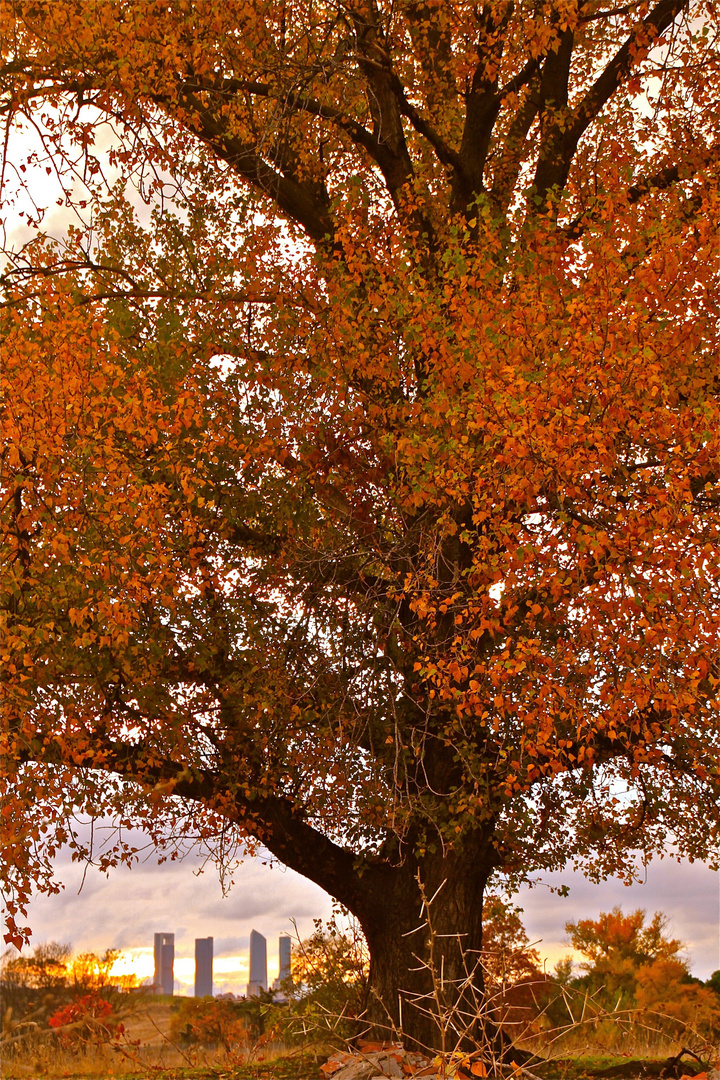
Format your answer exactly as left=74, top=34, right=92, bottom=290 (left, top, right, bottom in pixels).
left=168, top=996, right=252, bottom=1052
left=47, top=991, right=124, bottom=1047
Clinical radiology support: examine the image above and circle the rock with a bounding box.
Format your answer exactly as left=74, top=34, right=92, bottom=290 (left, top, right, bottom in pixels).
left=323, top=1045, right=434, bottom=1080
left=330, top=1061, right=375, bottom=1080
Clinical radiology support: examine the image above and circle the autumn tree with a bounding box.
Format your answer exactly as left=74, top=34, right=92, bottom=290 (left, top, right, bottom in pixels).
left=2, top=0, right=720, bottom=1050
left=274, top=912, right=370, bottom=1042
left=566, top=907, right=685, bottom=1000
left=169, top=996, right=253, bottom=1052
left=565, top=908, right=720, bottom=1039
left=0, top=942, right=71, bottom=990
left=291, top=914, right=369, bottom=1005
left=69, top=950, right=122, bottom=992
left=480, top=895, right=542, bottom=989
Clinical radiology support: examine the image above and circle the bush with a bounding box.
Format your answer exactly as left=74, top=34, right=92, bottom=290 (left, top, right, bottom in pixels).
left=634, top=959, right=720, bottom=1041
left=47, top=991, right=125, bottom=1048
left=266, top=911, right=369, bottom=1047
left=169, top=995, right=254, bottom=1052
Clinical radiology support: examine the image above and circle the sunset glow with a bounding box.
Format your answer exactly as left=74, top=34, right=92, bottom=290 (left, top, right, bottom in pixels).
left=110, top=947, right=258, bottom=996
left=110, top=949, right=154, bottom=985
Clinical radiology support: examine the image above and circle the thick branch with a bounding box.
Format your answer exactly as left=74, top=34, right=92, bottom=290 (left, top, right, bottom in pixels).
left=571, top=0, right=687, bottom=142
left=214, top=77, right=418, bottom=190
left=536, top=0, right=688, bottom=199
left=385, top=74, right=463, bottom=174
left=348, top=2, right=437, bottom=240
left=164, top=86, right=336, bottom=245
left=451, top=5, right=515, bottom=215
left=533, top=26, right=576, bottom=200
left=14, top=730, right=370, bottom=912
left=490, top=75, right=542, bottom=214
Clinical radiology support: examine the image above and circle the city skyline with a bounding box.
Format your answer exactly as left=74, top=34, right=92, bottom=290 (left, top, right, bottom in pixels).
left=142, top=930, right=291, bottom=997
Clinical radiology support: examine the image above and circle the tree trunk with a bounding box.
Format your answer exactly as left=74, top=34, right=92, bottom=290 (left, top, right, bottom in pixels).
left=233, top=785, right=503, bottom=1053
left=352, top=836, right=498, bottom=1053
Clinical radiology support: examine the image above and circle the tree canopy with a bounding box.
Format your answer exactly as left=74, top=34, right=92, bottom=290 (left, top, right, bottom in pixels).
left=2, top=0, right=720, bottom=1047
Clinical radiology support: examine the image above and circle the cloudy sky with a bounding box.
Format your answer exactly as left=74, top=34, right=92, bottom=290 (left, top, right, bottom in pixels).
left=13, top=834, right=718, bottom=995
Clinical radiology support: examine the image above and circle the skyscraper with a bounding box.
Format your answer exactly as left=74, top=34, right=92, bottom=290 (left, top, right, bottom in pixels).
left=278, top=935, right=292, bottom=982
left=153, top=933, right=174, bottom=996
left=195, top=937, right=213, bottom=998
left=272, top=934, right=292, bottom=995
left=246, top=929, right=267, bottom=996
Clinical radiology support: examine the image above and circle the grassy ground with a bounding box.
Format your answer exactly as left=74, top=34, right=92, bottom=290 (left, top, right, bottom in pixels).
left=0, top=1051, right=712, bottom=1080
left=1, top=1045, right=324, bottom=1080
left=536, top=1057, right=711, bottom=1080
left=2, top=1054, right=711, bottom=1080
left=1, top=999, right=715, bottom=1080
left=2, top=1044, right=712, bottom=1080
left=523, top=1040, right=714, bottom=1080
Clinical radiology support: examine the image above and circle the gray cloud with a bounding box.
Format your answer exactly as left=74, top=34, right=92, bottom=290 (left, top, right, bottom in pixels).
left=212, top=936, right=250, bottom=957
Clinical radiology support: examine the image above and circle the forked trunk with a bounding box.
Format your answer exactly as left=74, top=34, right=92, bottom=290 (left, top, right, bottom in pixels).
left=353, top=841, right=498, bottom=1053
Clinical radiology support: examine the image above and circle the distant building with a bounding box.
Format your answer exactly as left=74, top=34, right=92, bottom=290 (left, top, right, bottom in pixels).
left=153, top=933, right=174, bottom=996
left=278, top=935, right=292, bottom=981
left=195, top=937, right=213, bottom=997
left=272, top=935, right=292, bottom=994
left=247, top=929, right=267, bottom=996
